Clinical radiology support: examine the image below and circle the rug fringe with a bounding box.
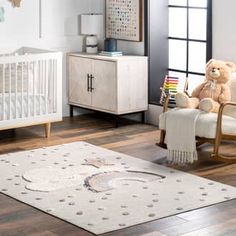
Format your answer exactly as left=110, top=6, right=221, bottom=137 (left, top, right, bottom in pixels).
left=167, top=149, right=198, bottom=164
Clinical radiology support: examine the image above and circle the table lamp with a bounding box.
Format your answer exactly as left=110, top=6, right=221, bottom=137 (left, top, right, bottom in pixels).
left=81, top=14, right=103, bottom=54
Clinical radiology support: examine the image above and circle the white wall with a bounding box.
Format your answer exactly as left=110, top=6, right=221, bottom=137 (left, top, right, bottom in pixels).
left=0, top=0, right=104, bottom=117
left=213, top=0, right=236, bottom=63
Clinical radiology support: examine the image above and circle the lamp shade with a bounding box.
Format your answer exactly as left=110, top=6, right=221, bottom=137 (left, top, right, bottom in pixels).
left=81, top=14, right=103, bottom=35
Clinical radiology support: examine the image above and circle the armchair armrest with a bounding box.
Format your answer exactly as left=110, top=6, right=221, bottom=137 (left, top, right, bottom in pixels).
left=218, top=101, right=236, bottom=119
left=216, top=101, right=236, bottom=137
left=212, top=102, right=236, bottom=158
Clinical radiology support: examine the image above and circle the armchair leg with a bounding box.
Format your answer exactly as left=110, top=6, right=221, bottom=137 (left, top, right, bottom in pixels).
left=212, top=132, right=221, bottom=157
left=211, top=132, right=236, bottom=163
left=211, top=154, right=236, bottom=163
left=157, top=130, right=167, bottom=149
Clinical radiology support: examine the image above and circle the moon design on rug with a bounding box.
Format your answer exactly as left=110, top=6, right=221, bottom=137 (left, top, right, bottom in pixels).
left=23, top=167, right=85, bottom=192
left=84, top=171, right=165, bottom=192
left=23, top=167, right=165, bottom=193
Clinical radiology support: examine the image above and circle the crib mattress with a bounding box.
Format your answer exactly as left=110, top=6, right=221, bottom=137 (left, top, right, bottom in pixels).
left=0, top=93, right=51, bottom=120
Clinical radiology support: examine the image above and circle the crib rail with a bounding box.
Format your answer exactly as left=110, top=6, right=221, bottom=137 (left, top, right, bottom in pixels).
left=0, top=51, right=62, bottom=122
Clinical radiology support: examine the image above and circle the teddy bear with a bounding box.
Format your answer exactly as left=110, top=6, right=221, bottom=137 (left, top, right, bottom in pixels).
left=175, top=59, right=236, bottom=113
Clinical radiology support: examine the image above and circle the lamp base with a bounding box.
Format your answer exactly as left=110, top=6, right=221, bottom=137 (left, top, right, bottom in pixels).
left=86, top=46, right=98, bottom=54
left=86, top=35, right=98, bottom=54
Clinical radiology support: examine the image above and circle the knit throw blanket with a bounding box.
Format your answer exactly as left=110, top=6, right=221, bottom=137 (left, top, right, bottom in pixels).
left=165, top=108, right=200, bottom=164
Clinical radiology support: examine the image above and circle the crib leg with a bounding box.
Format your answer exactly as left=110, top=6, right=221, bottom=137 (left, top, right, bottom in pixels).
left=44, top=123, right=51, bottom=138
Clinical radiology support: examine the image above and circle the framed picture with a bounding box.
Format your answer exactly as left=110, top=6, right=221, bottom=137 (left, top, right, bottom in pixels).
left=105, top=0, right=142, bottom=42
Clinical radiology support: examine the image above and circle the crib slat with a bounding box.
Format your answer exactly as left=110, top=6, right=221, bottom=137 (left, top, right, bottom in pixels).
left=54, top=59, right=57, bottom=113
left=45, top=60, right=48, bottom=115
left=42, top=60, right=44, bottom=115
left=49, top=59, right=52, bottom=113
left=2, top=64, right=5, bottom=120
left=42, top=60, right=45, bottom=115
left=38, top=60, right=41, bottom=116
left=21, top=62, right=24, bottom=118
left=15, top=63, right=17, bottom=119
left=9, top=64, right=12, bottom=120
left=48, top=60, right=51, bottom=114
left=27, top=62, right=30, bottom=117
left=43, top=60, right=45, bottom=115
left=51, top=60, right=54, bottom=114
left=33, top=61, right=36, bottom=117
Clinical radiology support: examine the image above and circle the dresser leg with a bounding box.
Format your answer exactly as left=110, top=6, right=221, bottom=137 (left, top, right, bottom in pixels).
left=141, top=111, right=145, bottom=124
left=115, top=116, right=119, bottom=128
left=70, top=105, right=74, bottom=117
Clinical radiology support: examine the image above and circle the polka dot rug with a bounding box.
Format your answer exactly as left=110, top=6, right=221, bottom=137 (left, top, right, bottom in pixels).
left=0, top=141, right=236, bottom=235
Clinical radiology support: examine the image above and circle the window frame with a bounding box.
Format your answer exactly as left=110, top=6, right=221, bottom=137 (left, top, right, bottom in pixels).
left=168, top=0, right=212, bottom=78
left=145, top=0, right=212, bottom=105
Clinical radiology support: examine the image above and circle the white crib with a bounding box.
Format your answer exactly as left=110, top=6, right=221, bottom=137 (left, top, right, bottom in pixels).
left=0, top=47, right=62, bottom=137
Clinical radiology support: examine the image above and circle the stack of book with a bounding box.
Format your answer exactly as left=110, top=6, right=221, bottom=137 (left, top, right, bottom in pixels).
left=99, top=51, right=123, bottom=57
left=160, top=76, right=179, bottom=105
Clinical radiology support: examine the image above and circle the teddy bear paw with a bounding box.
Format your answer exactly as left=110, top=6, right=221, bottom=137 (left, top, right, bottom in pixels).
left=199, top=98, right=215, bottom=112
left=175, top=93, right=189, bottom=108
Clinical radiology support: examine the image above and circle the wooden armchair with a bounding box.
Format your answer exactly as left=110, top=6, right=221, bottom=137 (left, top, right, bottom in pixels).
left=158, top=82, right=236, bottom=163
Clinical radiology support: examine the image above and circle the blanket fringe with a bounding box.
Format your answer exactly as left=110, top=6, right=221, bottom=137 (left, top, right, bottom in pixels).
left=167, top=150, right=198, bottom=164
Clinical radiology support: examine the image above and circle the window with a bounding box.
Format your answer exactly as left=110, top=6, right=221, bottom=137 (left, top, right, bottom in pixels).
left=145, top=0, right=212, bottom=104
left=168, top=0, right=212, bottom=94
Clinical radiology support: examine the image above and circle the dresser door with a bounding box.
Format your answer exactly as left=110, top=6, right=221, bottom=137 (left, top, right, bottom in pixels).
left=69, top=56, right=92, bottom=106
left=91, top=60, right=117, bottom=112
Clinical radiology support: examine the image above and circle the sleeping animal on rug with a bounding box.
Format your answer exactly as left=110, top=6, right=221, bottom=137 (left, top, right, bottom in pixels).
left=175, top=59, right=236, bottom=113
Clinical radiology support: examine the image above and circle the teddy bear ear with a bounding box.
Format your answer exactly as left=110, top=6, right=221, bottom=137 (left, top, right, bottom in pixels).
left=206, top=59, right=215, bottom=67
left=225, top=61, right=236, bottom=71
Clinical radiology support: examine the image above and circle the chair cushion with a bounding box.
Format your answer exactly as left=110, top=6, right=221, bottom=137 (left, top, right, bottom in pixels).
left=159, top=109, right=236, bottom=139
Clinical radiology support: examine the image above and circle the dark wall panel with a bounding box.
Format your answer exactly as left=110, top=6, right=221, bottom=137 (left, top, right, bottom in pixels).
left=145, top=0, right=169, bottom=104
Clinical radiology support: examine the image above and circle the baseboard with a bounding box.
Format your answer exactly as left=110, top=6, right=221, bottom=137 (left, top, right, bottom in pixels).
left=145, top=104, right=163, bottom=126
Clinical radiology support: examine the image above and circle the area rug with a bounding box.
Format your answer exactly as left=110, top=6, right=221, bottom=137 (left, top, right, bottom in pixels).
left=1, top=141, right=236, bottom=235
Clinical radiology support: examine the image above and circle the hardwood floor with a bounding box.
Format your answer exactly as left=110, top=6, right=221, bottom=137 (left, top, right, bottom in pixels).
left=0, top=114, right=236, bottom=236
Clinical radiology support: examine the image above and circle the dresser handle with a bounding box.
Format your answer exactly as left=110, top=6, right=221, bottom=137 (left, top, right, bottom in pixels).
left=87, top=74, right=90, bottom=92
left=90, top=74, right=94, bottom=92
